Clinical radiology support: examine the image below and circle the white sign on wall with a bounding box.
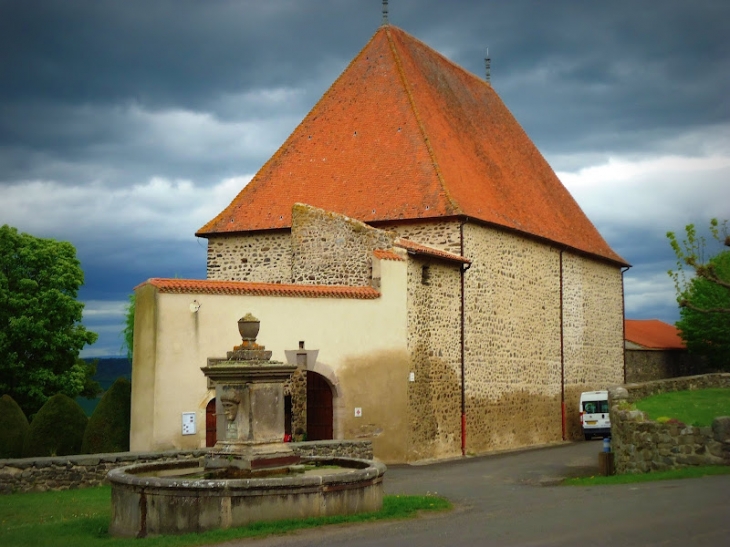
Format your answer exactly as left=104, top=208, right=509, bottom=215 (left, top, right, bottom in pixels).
left=354, top=407, right=362, bottom=417
left=182, top=412, right=196, bottom=435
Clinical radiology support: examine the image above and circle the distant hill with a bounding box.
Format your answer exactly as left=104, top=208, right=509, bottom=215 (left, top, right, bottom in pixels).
left=77, top=357, right=132, bottom=416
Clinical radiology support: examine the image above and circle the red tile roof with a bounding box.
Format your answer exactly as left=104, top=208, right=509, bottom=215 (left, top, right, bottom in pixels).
left=624, top=319, right=686, bottom=350
left=139, top=278, right=380, bottom=299
left=395, top=238, right=470, bottom=264
left=197, top=25, right=626, bottom=266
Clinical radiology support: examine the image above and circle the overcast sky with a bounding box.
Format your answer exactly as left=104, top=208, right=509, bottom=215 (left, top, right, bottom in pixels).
left=1, top=0, right=729, bottom=357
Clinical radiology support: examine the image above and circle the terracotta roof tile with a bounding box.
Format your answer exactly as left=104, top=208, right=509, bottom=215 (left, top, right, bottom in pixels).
left=139, top=278, right=380, bottom=299
left=624, top=319, right=686, bottom=350
left=197, top=25, right=627, bottom=266
left=373, top=249, right=405, bottom=261
left=395, top=238, right=470, bottom=264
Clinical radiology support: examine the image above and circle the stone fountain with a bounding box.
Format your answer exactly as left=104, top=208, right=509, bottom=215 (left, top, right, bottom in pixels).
left=108, top=315, right=385, bottom=537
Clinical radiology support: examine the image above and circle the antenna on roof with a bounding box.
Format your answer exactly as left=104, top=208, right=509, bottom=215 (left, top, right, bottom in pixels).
left=484, top=47, right=491, bottom=84
left=382, top=0, right=389, bottom=26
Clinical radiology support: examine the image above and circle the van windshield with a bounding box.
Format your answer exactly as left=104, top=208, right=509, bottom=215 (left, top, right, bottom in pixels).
left=582, top=400, right=609, bottom=414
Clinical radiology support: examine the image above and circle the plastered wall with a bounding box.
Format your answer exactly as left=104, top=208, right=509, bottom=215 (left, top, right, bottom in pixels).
left=130, top=255, right=411, bottom=462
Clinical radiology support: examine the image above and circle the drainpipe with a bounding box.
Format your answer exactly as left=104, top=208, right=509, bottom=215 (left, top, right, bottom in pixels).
left=621, top=265, right=631, bottom=383
left=460, top=221, right=471, bottom=456
left=560, top=249, right=565, bottom=441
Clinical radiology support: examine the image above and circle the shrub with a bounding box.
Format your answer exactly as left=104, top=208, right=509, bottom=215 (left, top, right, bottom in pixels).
left=81, top=377, right=131, bottom=454
left=0, top=395, right=30, bottom=458
left=23, top=394, right=88, bottom=457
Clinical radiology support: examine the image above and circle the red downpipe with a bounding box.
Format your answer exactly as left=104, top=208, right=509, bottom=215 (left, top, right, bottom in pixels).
left=560, top=249, right=566, bottom=441
left=460, top=221, right=469, bottom=456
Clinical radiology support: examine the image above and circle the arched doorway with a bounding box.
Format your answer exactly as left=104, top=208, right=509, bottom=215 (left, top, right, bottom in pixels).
left=206, top=398, right=216, bottom=447
left=306, top=371, right=333, bottom=440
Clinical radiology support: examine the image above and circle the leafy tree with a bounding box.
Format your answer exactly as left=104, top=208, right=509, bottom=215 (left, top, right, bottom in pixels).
left=667, top=219, right=730, bottom=370
left=122, top=293, right=135, bottom=361
left=0, top=395, right=30, bottom=458
left=667, top=218, right=730, bottom=313
left=0, top=225, right=100, bottom=416
left=81, top=377, right=131, bottom=454
left=23, top=393, right=88, bottom=457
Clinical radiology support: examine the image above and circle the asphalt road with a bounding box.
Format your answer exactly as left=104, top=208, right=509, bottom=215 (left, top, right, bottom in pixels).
left=214, top=441, right=730, bottom=547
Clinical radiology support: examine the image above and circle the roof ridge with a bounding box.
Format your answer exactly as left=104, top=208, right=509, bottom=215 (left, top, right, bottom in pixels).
left=196, top=29, right=385, bottom=236
left=385, top=26, right=462, bottom=216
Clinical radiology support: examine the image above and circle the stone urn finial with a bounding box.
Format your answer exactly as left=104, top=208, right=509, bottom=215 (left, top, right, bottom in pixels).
left=238, top=313, right=260, bottom=342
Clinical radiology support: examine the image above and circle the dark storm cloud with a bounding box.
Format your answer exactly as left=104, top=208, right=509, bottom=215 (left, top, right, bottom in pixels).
left=1, top=0, right=728, bottom=355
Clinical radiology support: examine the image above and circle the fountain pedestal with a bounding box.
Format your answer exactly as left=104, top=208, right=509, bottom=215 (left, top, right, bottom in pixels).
left=201, top=326, right=300, bottom=475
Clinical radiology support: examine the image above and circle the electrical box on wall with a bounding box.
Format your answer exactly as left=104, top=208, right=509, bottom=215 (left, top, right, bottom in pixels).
left=182, top=412, right=196, bottom=435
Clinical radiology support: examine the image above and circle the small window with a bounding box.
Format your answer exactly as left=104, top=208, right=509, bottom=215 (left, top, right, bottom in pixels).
left=421, top=265, right=431, bottom=285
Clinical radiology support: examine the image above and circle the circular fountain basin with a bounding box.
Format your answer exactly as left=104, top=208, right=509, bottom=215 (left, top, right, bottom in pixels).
left=108, top=457, right=386, bottom=537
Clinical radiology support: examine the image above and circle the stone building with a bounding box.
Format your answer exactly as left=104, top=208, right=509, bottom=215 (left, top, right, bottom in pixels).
left=624, top=319, right=704, bottom=383
left=131, top=23, right=628, bottom=463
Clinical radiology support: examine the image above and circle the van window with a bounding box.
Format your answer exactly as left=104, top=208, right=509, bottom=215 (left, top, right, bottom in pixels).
left=582, top=400, right=608, bottom=413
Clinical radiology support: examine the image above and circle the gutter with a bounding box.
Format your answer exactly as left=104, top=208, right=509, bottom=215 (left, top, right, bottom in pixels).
left=560, top=249, right=566, bottom=440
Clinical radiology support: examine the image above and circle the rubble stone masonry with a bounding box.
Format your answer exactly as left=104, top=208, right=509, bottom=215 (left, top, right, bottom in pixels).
left=406, top=257, right=462, bottom=461
left=291, top=204, right=395, bottom=286
left=205, top=231, right=291, bottom=282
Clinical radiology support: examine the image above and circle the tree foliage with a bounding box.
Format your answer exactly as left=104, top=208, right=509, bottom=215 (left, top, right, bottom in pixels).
left=122, top=293, right=135, bottom=361
left=0, top=395, right=30, bottom=458
left=23, top=393, right=88, bottom=457
left=667, top=219, right=730, bottom=370
left=667, top=218, right=730, bottom=313
left=81, top=377, right=131, bottom=454
left=0, top=225, right=99, bottom=416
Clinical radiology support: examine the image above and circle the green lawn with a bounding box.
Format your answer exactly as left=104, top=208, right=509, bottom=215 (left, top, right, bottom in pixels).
left=0, top=487, right=450, bottom=547
left=634, top=388, right=730, bottom=426
left=564, top=465, right=730, bottom=486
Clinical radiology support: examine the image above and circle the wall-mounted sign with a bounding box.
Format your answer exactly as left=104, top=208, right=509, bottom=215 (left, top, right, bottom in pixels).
left=354, top=407, right=362, bottom=417
left=182, top=412, right=196, bottom=435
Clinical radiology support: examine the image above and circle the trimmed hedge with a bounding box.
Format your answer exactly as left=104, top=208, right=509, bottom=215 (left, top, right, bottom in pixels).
left=81, top=377, right=131, bottom=454
left=23, top=394, right=88, bottom=457
left=0, top=395, right=30, bottom=458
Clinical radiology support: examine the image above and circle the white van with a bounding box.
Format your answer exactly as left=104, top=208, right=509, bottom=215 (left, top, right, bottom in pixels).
left=579, top=390, right=610, bottom=440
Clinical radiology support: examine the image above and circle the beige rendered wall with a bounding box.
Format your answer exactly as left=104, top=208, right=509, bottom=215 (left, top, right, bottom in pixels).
left=130, top=256, right=410, bottom=463
left=562, top=253, right=625, bottom=438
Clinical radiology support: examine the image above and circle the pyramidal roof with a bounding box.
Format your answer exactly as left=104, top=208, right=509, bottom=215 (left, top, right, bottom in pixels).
left=197, top=25, right=626, bottom=265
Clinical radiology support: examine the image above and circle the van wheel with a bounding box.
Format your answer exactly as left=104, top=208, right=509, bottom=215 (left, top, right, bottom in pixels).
left=584, top=433, right=591, bottom=441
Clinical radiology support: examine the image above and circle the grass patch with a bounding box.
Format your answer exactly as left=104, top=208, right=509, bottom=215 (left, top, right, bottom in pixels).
left=634, top=388, right=730, bottom=426
left=564, top=465, right=730, bottom=486
left=0, top=487, right=450, bottom=547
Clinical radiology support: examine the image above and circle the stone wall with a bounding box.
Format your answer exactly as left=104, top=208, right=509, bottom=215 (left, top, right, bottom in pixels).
left=609, top=380, right=730, bottom=474
left=621, top=373, right=730, bottom=403
left=462, top=223, right=563, bottom=453
left=625, top=349, right=706, bottom=383
left=205, top=231, right=291, bottom=282
left=406, top=256, right=462, bottom=461
left=0, top=441, right=373, bottom=494
left=562, top=253, right=625, bottom=439
left=291, top=204, right=395, bottom=286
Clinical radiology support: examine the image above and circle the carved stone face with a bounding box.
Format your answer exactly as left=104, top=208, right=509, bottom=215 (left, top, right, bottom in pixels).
left=222, top=400, right=239, bottom=422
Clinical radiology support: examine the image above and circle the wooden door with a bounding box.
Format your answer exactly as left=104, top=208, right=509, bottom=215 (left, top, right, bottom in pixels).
left=206, top=398, right=217, bottom=447
left=306, top=371, right=333, bottom=440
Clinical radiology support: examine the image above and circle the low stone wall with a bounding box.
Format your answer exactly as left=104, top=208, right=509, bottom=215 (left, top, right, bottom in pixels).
left=0, top=440, right=373, bottom=495
left=609, top=376, right=730, bottom=474
left=622, top=373, right=730, bottom=403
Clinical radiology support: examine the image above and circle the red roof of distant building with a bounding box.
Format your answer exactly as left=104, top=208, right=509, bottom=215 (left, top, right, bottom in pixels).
left=138, top=278, right=380, bottom=299
left=624, top=319, right=686, bottom=350
left=197, top=25, right=626, bottom=266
